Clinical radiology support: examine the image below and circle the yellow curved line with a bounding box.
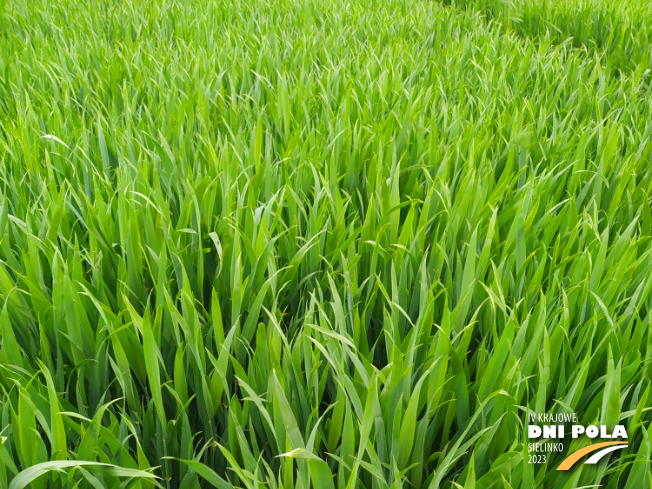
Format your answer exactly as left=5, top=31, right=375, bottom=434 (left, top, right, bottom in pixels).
left=556, top=442, right=627, bottom=471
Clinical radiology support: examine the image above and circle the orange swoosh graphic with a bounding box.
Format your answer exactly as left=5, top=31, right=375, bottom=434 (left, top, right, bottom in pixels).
left=557, top=442, right=627, bottom=470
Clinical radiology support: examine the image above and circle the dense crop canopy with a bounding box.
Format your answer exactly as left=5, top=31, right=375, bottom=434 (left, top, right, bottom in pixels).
left=0, top=0, right=652, bottom=488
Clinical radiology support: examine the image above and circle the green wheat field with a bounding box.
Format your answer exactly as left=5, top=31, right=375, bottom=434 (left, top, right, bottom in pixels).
left=1, top=0, right=652, bottom=487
